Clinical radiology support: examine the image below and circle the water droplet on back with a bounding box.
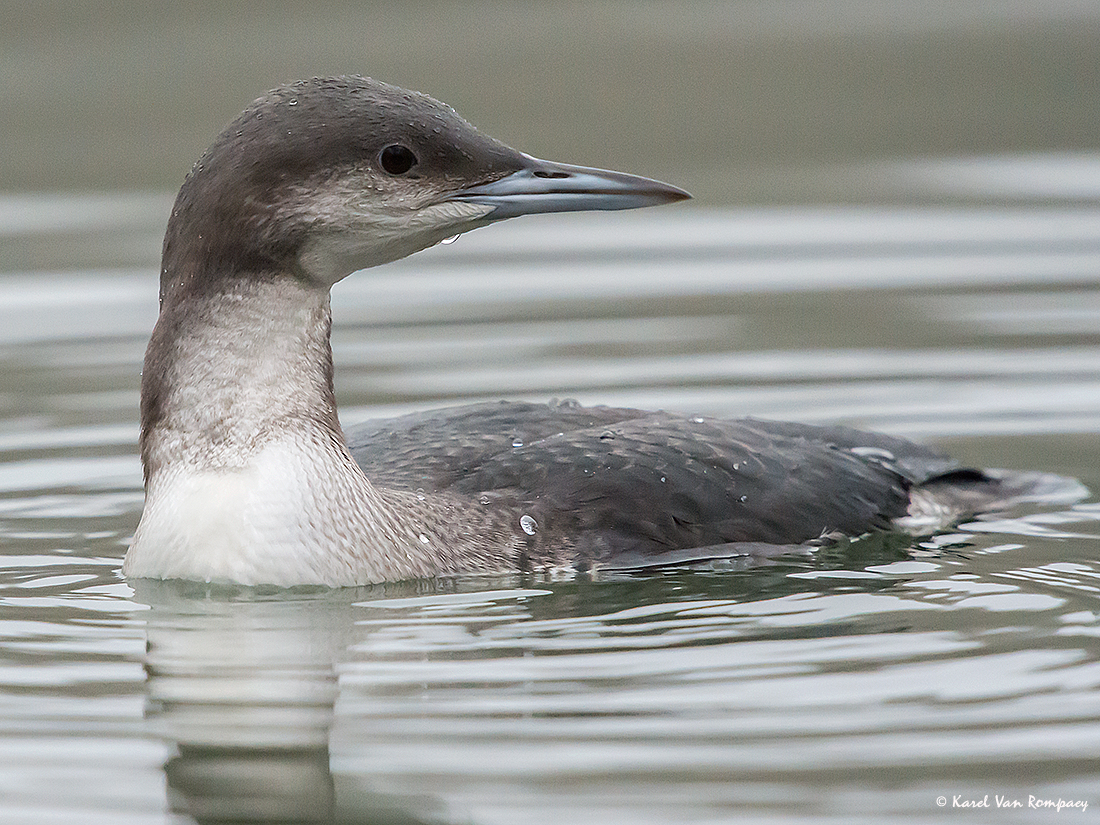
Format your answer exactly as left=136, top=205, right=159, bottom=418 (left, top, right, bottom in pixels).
left=520, top=514, right=538, bottom=535
left=441, top=234, right=460, bottom=245
left=851, top=446, right=896, bottom=461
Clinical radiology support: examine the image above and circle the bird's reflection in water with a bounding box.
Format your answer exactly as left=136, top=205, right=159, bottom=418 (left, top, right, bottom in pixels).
left=131, top=578, right=453, bottom=825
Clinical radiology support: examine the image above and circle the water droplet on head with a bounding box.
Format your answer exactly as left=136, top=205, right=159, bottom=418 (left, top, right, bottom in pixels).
left=418, top=533, right=430, bottom=544
left=288, top=98, right=298, bottom=106
left=512, top=438, right=524, bottom=448
left=415, top=487, right=426, bottom=501
left=692, top=417, right=705, bottom=424
left=441, top=234, right=460, bottom=245
left=520, top=514, right=538, bottom=535
left=739, top=495, right=748, bottom=502
left=599, top=430, right=616, bottom=441
left=479, top=494, right=491, bottom=505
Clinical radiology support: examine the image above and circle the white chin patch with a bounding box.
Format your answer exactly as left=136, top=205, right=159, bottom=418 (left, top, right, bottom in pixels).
left=297, top=200, right=496, bottom=286
left=410, top=200, right=495, bottom=227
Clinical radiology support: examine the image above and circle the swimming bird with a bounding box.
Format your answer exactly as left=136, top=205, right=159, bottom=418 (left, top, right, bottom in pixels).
left=124, top=76, right=1075, bottom=586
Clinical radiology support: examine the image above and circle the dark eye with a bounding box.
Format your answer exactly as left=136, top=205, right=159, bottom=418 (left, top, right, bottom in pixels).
left=379, top=144, right=418, bottom=175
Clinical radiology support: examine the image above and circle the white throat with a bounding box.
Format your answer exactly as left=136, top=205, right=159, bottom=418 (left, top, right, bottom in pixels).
left=125, top=277, right=461, bottom=585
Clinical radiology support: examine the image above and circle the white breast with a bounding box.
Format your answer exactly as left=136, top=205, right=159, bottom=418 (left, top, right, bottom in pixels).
left=126, top=438, right=372, bottom=586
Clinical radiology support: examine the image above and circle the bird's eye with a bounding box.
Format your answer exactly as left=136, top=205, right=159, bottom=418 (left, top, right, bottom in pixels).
left=379, top=144, right=418, bottom=175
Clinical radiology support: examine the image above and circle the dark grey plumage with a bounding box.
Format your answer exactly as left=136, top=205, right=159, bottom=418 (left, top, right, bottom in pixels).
left=346, top=399, right=1070, bottom=570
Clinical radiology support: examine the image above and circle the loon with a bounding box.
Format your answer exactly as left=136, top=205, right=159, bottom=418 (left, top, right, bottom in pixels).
left=123, top=76, right=1075, bottom=586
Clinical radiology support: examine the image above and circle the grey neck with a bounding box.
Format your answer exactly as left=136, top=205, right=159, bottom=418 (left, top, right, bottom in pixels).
left=140, top=275, right=340, bottom=476
left=128, top=273, right=525, bottom=585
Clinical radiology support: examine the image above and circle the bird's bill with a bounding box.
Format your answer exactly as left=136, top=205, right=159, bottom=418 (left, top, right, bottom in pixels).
left=449, top=154, right=691, bottom=219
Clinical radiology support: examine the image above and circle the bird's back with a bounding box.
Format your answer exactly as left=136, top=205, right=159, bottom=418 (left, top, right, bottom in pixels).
left=347, top=400, right=1075, bottom=570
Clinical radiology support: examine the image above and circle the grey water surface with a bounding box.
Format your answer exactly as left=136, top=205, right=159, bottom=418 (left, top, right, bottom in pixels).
left=3, top=197, right=1100, bottom=824
left=4, top=1, right=1100, bottom=823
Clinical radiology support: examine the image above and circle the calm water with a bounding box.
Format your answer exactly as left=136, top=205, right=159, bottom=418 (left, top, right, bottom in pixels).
left=5, top=1, right=1100, bottom=822
left=2, top=193, right=1100, bottom=823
